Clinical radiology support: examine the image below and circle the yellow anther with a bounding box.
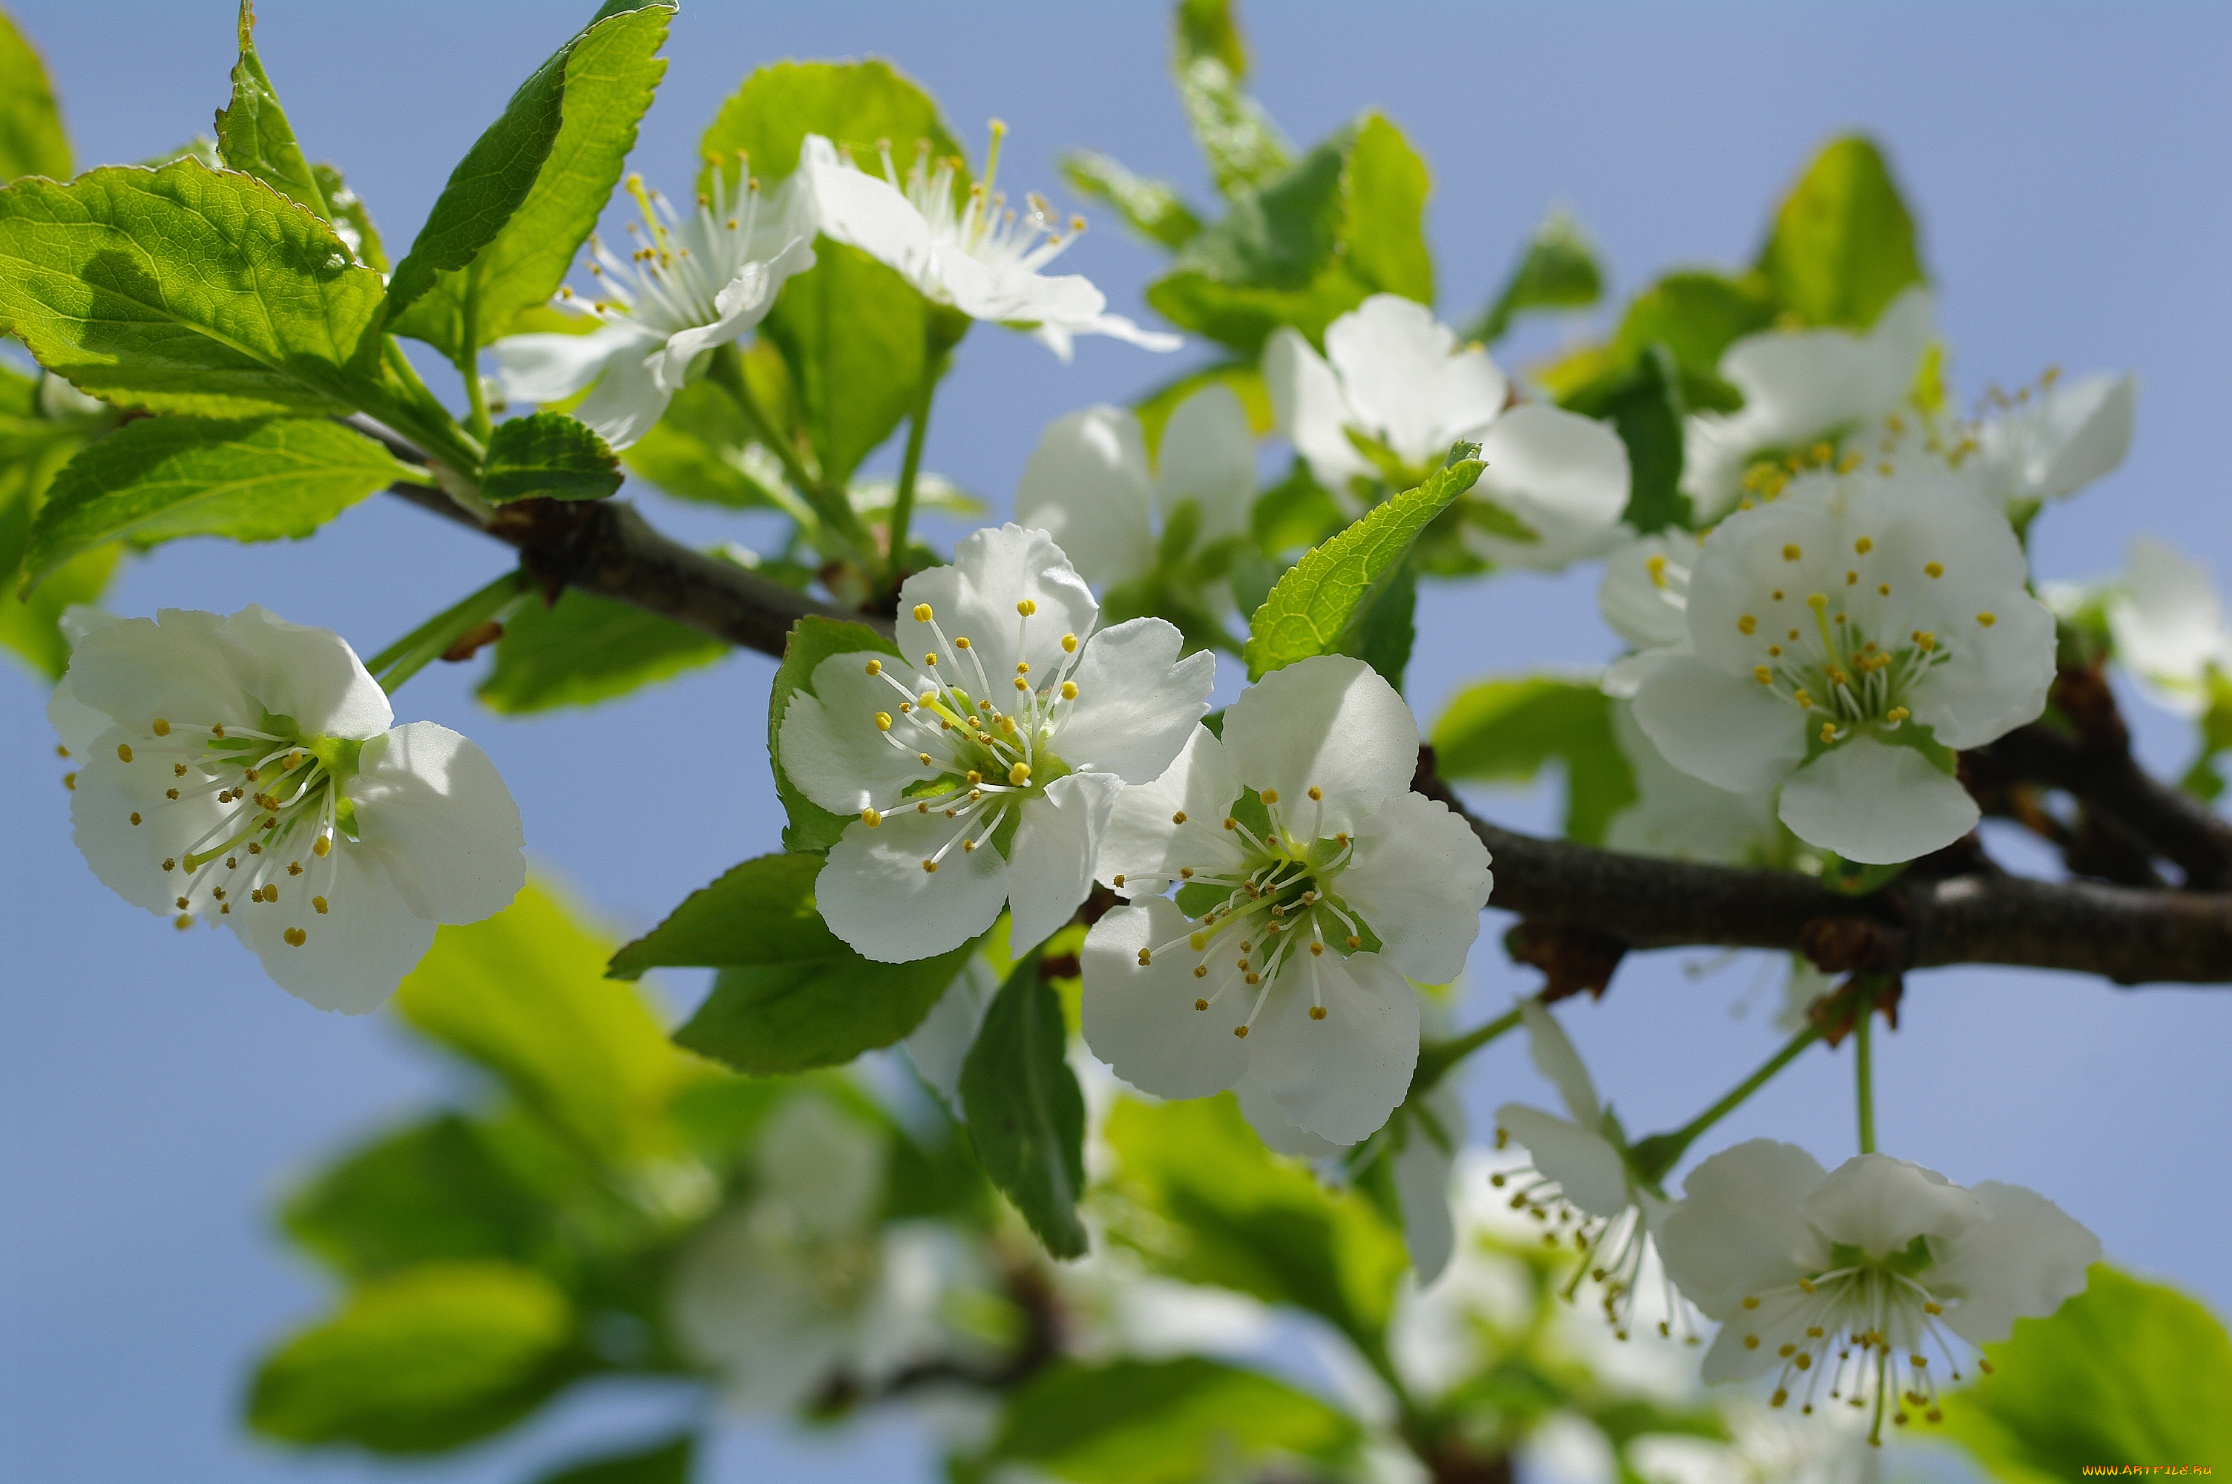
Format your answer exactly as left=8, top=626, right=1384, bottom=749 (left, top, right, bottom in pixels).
left=175, top=914, right=192, bottom=930
left=1807, top=592, right=1828, bottom=612
left=1233, top=1025, right=1249, bottom=1038
left=117, top=743, right=133, bottom=762
left=861, top=808, right=883, bottom=828
left=1846, top=569, right=1859, bottom=585
left=1792, top=689, right=1814, bottom=709
left=162, top=858, right=176, bottom=871
left=1855, top=536, right=1874, bottom=555
left=1137, top=948, right=1152, bottom=966
left=1782, top=544, right=1802, bottom=561
left=1768, top=644, right=1783, bottom=657
left=129, top=812, right=142, bottom=826
left=1061, top=633, right=1078, bottom=652
left=1879, top=582, right=1892, bottom=596
left=1017, top=598, right=1037, bottom=616
left=1187, top=932, right=1208, bottom=951
left=1771, top=1388, right=1789, bottom=1409
left=1828, top=667, right=1849, bottom=686
left=922, top=860, right=938, bottom=874
left=1771, top=588, right=1784, bottom=601
left=1171, top=810, right=1187, bottom=825
left=211, top=724, right=225, bottom=737
left=963, top=839, right=977, bottom=853
left=1887, top=706, right=1910, bottom=724
left=865, top=659, right=882, bottom=675
left=1645, top=553, right=1669, bottom=588
left=1754, top=666, right=1774, bottom=685
left=1925, top=561, right=1944, bottom=578
left=1061, top=681, right=1078, bottom=700
left=1223, top=817, right=1238, bottom=831
left=924, top=652, right=939, bottom=666
left=152, top=718, right=170, bottom=736
left=287, top=862, right=302, bottom=876
left=1009, top=762, right=1031, bottom=785
left=1014, top=677, right=1030, bottom=691
left=63, top=772, right=75, bottom=790
left=1738, top=614, right=1758, bottom=635
left=176, top=896, right=189, bottom=909
left=1743, top=1334, right=1761, bottom=1350
left=1345, top=935, right=1361, bottom=949
left=313, top=836, right=331, bottom=857
left=913, top=603, right=933, bottom=621
left=166, top=788, right=179, bottom=800
left=875, top=711, right=893, bottom=731
left=1976, top=611, right=1997, bottom=627
left=1309, top=1004, right=1328, bottom=1020
left=174, top=763, right=187, bottom=776
left=955, top=636, right=972, bottom=650
left=313, top=897, right=328, bottom=914
left=1308, top=786, right=1323, bottom=801
left=1809, top=441, right=1833, bottom=465
left=1260, top=789, right=1279, bottom=805
left=284, top=927, right=307, bottom=947
left=1820, top=722, right=1837, bottom=743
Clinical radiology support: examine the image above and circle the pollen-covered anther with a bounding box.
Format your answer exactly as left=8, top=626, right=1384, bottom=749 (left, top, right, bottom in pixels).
left=1061, top=633, right=1078, bottom=653
left=1009, top=762, right=1031, bottom=785
left=864, top=659, right=882, bottom=675
left=874, top=711, right=893, bottom=731
left=912, top=603, right=933, bottom=622
left=1976, top=611, right=1997, bottom=627
left=861, top=808, right=883, bottom=827
left=922, top=860, right=938, bottom=874
left=117, top=743, right=133, bottom=762
left=313, top=897, right=328, bottom=914
left=1782, top=544, right=1802, bottom=561
left=283, top=928, right=307, bottom=947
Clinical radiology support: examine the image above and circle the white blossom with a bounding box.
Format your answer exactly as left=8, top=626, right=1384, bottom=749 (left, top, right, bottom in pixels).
left=1081, top=655, right=1493, bottom=1145
left=1681, top=288, right=1934, bottom=522
left=496, top=172, right=816, bottom=449
left=2106, top=535, right=2231, bottom=718
left=1658, top=1140, right=2099, bottom=1440
left=51, top=605, right=524, bottom=1013
left=801, top=128, right=1178, bottom=360
left=1013, top=383, right=1256, bottom=593
left=779, top=524, right=1212, bottom=963
left=1264, top=294, right=1631, bottom=569
left=1965, top=371, right=2136, bottom=515
left=1599, top=530, right=1706, bottom=699
left=1631, top=466, right=2053, bottom=864
left=1604, top=700, right=1794, bottom=869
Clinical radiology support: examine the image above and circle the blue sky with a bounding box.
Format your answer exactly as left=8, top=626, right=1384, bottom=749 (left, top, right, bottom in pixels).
left=3, top=3, right=2229, bottom=1481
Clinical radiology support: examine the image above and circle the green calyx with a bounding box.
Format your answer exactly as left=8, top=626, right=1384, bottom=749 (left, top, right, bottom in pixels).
left=1828, top=1233, right=1936, bottom=1280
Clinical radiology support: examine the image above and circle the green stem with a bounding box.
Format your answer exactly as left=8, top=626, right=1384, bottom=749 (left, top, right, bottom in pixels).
left=1855, top=1006, right=1877, bottom=1155
left=366, top=570, right=527, bottom=694
left=1629, top=1022, right=1822, bottom=1185
left=885, top=358, right=943, bottom=583
left=706, top=344, right=868, bottom=557
left=1408, top=1004, right=1524, bottom=1099
left=457, top=270, right=492, bottom=444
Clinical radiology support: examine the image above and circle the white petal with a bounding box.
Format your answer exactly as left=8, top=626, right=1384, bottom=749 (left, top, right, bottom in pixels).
left=1264, top=326, right=1371, bottom=489
left=1696, top=1286, right=1814, bottom=1384
left=654, top=236, right=818, bottom=387
left=1096, top=725, right=1246, bottom=892
left=904, top=957, right=1001, bottom=1118
left=1799, top=1153, right=1984, bottom=1258
left=802, top=135, right=938, bottom=295
left=1680, top=491, right=1842, bottom=674
left=348, top=722, right=525, bottom=924
left=1518, top=997, right=1600, bottom=1127
left=69, top=740, right=232, bottom=914
left=1037, top=310, right=1182, bottom=355
left=233, top=843, right=437, bottom=1014
left=1495, top=1104, right=1629, bottom=1221
left=1397, top=1086, right=1466, bottom=1285
left=572, top=338, right=674, bottom=451
left=1005, top=772, right=1123, bottom=955
left=493, top=322, right=639, bottom=404
left=1598, top=533, right=1697, bottom=654
left=777, top=650, right=942, bottom=815
left=211, top=605, right=393, bottom=740
left=1235, top=1074, right=1345, bottom=1156
left=1080, top=898, right=1249, bottom=1099
left=1154, top=383, right=1258, bottom=544
left=1056, top=618, right=1213, bottom=783
left=1776, top=738, right=1978, bottom=865
left=1013, top=407, right=1156, bottom=590
left=2109, top=535, right=2223, bottom=687
left=817, top=809, right=1008, bottom=963
left=1605, top=700, right=1784, bottom=867
left=897, top=524, right=1098, bottom=688
left=1466, top=404, right=1631, bottom=571
left=1630, top=651, right=1806, bottom=795
left=1324, top=294, right=1504, bottom=468
left=1339, top=791, right=1491, bottom=983
left=1220, top=655, right=1419, bottom=834
left=2030, top=371, right=2136, bottom=503
left=1246, top=950, right=1418, bottom=1145
left=1932, top=1182, right=2101, bottom=1347
left=758, top=1094, right=886, bottom=1235
left=1658, top=1138, right=1830, bottom=1319
left=46, top=606, right=124, bottom=756
left=63, top=609, right=255, bottom=737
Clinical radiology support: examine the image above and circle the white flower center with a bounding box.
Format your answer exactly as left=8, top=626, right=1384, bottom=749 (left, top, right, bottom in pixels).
left=574, top=170, right=771, bottom=337
left=857, top=121, right=1086, bottom=277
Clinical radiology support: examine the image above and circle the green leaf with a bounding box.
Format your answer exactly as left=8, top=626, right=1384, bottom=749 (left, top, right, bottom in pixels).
left=621, top=374, right=785, bottom=509
left=0, top=405, right=113, bottom=679
left=1469, top=205, right=1603, bottom=344
left=1250, top=456, right=1345, bottom=557
left=309, top=162, right=385, bottom=273
left=391, top=2, right=673, bottom=356
left=1758, top=135, right=1925, bottom=331
left=993, top=1357, right=1360, bottom=1484
left=282, top=1114, right=551, bottom=1280
left=1539, top=270, right=1777, bottom=417
left=1341, top=113, right=1433, bottom=307
left=1102, top=1094, right=1407, bottom=1362
left=477, top=587, right=726, bottom=714
left=214, top=1, right=331, bottom=220
left=1348, top=552, right=1417, bottom=692
left=768, top=615, right=901, bottom=852
left=1941, top=1267, right=2232, bottom=1478
left=247, top=1262, right=580, bottom=1454
left=697, top=58, right=962, bottom=196
left=1133, top=359, right=1273, bottom=456
left=0, top=159, right=388, bottom=416
left=21, top=416, right=407, bottom=587
left=531, top=1435, right=694, bottom=1484
left=480, top=412, right=620, bottom=502
left=395, top=880, right=700, bottom=1166
left=1244, top=453, right=1483, bottom=680
left=1172, top=0, right=1291, bottom=197
left=961, top=953, right=1088, bottom=1259
left=0, top=540, right=114, bottom=679
left=613, top=853, right=979, bottom=1075
left=1429, top=675, right=1637, bottom=845
left=1590, top=343, right=1690, bottom=535
left=0, top=10, right=71, bottom=183
left=1060, top=150, right=1202, bottom=250
left=762, top=241, right=927, bottom=488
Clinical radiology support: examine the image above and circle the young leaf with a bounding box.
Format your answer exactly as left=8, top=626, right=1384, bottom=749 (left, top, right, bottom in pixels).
left=1429, top=675, right=1637, bottom=845
left=0, top=160, right=388, bottom=416
left=1061, top=149, right=1203, bottom=250
left=1583, top=343, right=1691, bottom=535
left=391, top=2, right=674, bottom=358
left=246, top=1262, right=582, bottom=1454
left=610, top=853, right=978, bottom=1074
left=310, top=162, right=386, bottom=272
left=478, top=587, right=726, bottom=714
left=697, top=58, right=963, bottom=197
left=961, top=953, right=1089, bottom=1259
left=1341, top=113, right=1432, bottom=307
left=1468, top=205, right=1604, bottom=345
left=282, top=1114, right=552, bottom=1280
left=0, top=10, right=71, bottom=183
left=1172, top=0, right=1290, bottom=197
left=761, top=241, right=928, bottom=488
left=768, top=615, right=902, bottom=853
left=621, top=375, right=787, bottom=510
left=0, top=427, right=116, bottom=680
left=530, top=1435, right=694, bottom=1484
left=386, top=1, right=674, bottom=320
left=480, top=412, right=621, bottom=503
left=1244, top=452, right=1484, bottom=679
left=1539, top=270, right=1776, bottom=416
left=214, top=0, right=332, bottom=219
left=1348, top=553, right=1417, bottom=692
left=992, top=1357, right=1361, bottom=1484
left=21, top=416, right=410, bottom=587
left=1758, top=134, right=1926, bottom=332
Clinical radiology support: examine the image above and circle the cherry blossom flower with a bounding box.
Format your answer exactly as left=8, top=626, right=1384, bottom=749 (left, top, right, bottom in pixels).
left=51, top=605, right=523, bottom=1012
left=778, top=524, right=1212, bottom=963
left=1080, top=655, right=1493, bottom=1144
left=1599, top=530, right=1706, bottom=699
left=2106, top=535, right=2231, bottom=718
left=1630, top=466, right=2053, bottom=864
left=1658, top=1140, right=2099, bottom=1440
left=496, top=172, right=816, bottom=449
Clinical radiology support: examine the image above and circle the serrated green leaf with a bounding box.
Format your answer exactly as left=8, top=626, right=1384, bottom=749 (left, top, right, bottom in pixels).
left=21, top=416, right=406, bottom=586
left=697, top=58, right=963, bottom=199
left=0, top=10, right=70, bottom=183
left=1244, top=454, right=1482, bottom=680
left=962, top=952, right=1087, bottom=1259
left=1342, top=113, right=1432, bottom=306
left=768, top=615, right=902, bottom=852
left=993, top=1357, right=1360, bottom=1484
left=477, top=587, right=726, bottom=714
left=282, top=1114, right=551, bottom=1281
left=1759, top=134, right=1925, bottom=331
left=1429, top=675, right=1636, bottom=845
left=0, top=159, right=388, bottom=416
left=214, top=1, right=331, bottom=219
left=395, top=881, right=701, bottom=1166
left=1173, top=0, right=1289, bottom=197
left=1061, top=150, right=1202, bottom=250
left=392, top=3, right=673, bottom=357
left=1939, top=1267, right=2232, bottom=1479
left=480, top=412, right=619, bottom=502
left=247, top=1262, right=581, bottom=1454
left=1470, top=205, right=1603, bottom=344
left=1102, top=1094, right=1407, bottom=1363
left=531, top=1435, right=694, bottom=1484
left=613, top=853, right=977, bottom=1074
